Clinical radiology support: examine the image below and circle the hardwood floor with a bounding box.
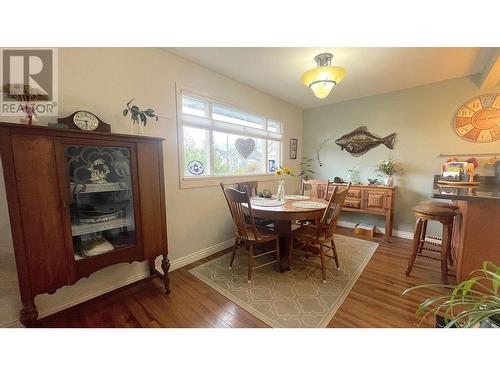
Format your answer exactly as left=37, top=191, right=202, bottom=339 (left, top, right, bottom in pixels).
left=36, top=228, right=454, bottom=328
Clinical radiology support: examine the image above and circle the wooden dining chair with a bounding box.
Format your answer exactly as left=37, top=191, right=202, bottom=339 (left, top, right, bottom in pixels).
left=234, top=180, right=274, bottom=228
left=301, top=179, right=328, bottom=199
left=220, top=183, right=280, bottom=283
left=326, top=180, right=336, bottom=200
left=290, top=183, right=351, bottom=283
left=235, top=181, right=258, bottom=196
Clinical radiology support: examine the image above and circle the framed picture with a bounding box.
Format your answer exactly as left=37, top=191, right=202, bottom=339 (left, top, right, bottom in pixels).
left=289, top=138, right=298, bottom=159
left=268, top=159, right=276, bottom=173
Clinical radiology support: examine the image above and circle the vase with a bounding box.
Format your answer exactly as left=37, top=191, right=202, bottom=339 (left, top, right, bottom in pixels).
left=129, top=121, right=145, bottom=136
left=383, top=176, right=393, bottom=186
left=345, top=169, right=360, bottom=184
left=277, top=180, right=285, bottom=201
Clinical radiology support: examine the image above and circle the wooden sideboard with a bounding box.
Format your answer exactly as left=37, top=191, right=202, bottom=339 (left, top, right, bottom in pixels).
left=330, top=183, right=396, bottom=240
left=0, top=122, right=170, bottom=326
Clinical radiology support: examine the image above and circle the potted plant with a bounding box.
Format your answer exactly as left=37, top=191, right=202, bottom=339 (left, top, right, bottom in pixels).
left=123, top=98, right=158, bottom=135
left=403, top=261, right=500, bottom=328
left=376, top=155, right=403, bottom=186
left=298, top=157, right=316, bottom=180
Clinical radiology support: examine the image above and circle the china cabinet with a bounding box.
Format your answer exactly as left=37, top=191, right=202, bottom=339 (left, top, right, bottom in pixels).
left=0, top=122, right=170, bottom=326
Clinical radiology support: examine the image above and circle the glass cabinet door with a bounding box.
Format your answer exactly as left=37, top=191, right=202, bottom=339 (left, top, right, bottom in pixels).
left=65, top=145, right=136, bottom=261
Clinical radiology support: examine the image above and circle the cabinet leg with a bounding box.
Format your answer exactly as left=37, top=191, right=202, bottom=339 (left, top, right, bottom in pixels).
left=148, top=259, right=157, bottom=277
left=20, top=299, right=38, bottom=327
left=161, top=256, right=171, bottom=294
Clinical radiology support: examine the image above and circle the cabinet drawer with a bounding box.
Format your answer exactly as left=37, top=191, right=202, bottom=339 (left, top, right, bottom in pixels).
left=344, top=199, right=362, bottom=209
left=365, top=190, right=387, bottom=210
left=346, top=189, right=362, bottom=198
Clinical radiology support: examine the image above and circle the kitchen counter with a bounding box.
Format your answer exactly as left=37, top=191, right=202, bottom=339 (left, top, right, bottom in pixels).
left=430, top=176, right=500, bottom=282
left=432, top=176, right=500, bottom=201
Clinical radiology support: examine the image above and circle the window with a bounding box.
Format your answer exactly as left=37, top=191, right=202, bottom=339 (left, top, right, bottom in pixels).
left=179, top=91, right=282, bottom=182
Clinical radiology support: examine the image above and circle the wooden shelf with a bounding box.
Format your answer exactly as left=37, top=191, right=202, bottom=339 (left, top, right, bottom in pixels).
left=72, top=216, right=134, bottom=236
left=70, top=182, right=128, bottom=194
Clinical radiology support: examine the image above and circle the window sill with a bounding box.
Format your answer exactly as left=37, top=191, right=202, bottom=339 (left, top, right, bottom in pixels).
left=180, top=173, right=281, bottom=189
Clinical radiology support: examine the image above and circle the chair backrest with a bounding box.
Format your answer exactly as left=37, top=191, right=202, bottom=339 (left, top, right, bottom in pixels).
left=220, top=183, right=259, bottom=241
left=318, top=183, right=351, bottom=239
left=301, top=179, right=328, bottom=199
left=235, top=181, right=258, bottom=196
left=326, top=180, right=336, bottom=200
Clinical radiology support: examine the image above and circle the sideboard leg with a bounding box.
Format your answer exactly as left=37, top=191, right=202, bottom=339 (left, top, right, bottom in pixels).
left=20, top=299, right=38, bottom=327
left=385, top=211, right=394, bottom=241
left=161, top=255, right=171, bottom=294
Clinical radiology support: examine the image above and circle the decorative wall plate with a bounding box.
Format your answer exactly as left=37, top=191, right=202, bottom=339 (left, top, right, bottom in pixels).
left=454, top=94, right=500, bottom=143
left=187, top=160, right=204, bottom=175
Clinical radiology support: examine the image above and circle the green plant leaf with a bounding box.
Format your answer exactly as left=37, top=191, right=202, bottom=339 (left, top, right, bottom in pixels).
left=131, top=113, right=139, bottom=124
left=139, top=112, right=146, bottom=125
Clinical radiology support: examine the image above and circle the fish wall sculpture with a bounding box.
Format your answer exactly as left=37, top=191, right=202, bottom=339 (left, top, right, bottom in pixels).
left=335, top=126, right=396, bottom=156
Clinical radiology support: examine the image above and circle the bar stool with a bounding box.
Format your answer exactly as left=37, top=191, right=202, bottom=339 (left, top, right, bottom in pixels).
left=415, top=201, right=459, bottom=263
left=406, top=202, right=458, bottom=283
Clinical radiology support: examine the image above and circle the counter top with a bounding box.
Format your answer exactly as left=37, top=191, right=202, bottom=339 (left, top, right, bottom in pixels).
left=432, top=176, right=500, bottom=202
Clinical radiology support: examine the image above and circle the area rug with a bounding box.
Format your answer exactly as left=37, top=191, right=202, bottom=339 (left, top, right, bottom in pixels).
left=189, top=234, right=378, bottom=328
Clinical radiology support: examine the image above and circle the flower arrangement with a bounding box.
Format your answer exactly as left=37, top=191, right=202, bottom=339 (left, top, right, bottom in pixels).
left=274, top=166, right=293, bottom=201
left=2, top=83, right=50, bottom=125
left=275, top=166, right=293, bottom=177
left=376, top=156, right=403, bottom=177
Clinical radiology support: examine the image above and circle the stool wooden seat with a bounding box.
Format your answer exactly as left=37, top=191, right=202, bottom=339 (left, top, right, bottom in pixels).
left=406, top=203, right=458, bottom=283
left=416, top=200, right=459, bottom=211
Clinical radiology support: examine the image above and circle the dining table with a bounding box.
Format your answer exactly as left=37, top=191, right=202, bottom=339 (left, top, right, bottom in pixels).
left=249, top=196, right=328, bottom=272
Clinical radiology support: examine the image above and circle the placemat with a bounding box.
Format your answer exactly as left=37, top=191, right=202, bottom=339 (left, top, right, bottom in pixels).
left=291, top=200, right=327, bottom=209
left=250, top=198, right=285, bottom=207
left=284, top=195, right=311, bottom=200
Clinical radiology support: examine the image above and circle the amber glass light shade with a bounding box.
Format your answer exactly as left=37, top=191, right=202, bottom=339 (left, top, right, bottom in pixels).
left=301, top=54, right=346, bottom=99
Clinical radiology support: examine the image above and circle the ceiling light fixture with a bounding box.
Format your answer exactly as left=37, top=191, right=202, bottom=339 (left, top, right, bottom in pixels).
left=301, top=53, right=346, bottom=99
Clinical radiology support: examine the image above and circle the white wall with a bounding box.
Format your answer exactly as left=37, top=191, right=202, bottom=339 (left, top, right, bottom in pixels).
left=0, top=48, right=303, bottom=325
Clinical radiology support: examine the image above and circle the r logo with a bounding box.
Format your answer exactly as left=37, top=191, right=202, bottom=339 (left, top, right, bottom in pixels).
left=1, top=48, right=58, bottom=117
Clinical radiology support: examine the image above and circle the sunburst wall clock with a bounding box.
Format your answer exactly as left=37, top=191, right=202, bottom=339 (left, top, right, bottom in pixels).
left=454, top=93, right=500, bottom=143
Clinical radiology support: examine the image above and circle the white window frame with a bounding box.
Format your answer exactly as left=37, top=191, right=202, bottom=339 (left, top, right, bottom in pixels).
left=177, top=87, right=283, bottom=189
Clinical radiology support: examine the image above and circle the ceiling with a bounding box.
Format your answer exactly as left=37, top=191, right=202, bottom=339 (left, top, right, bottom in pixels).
left=167, top=47, right=494, bottom=109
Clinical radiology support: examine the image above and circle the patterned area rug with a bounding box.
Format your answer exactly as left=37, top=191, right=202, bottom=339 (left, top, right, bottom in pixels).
left=189, top=234, right=378, bottom=328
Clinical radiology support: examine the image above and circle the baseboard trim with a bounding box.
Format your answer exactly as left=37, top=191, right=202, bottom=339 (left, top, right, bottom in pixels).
left=2, top=238, right=236, bottom=328
left=168, top=237, right=235, bottom=272
left=337, top=220, right=413, bottom=240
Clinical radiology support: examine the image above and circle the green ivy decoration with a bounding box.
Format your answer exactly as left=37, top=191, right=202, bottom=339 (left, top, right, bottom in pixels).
left=123, top=98, right=158, bottom=127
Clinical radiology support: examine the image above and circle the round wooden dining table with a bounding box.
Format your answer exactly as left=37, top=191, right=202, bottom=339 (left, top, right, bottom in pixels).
left=249, top=197, right=328, bottom=272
